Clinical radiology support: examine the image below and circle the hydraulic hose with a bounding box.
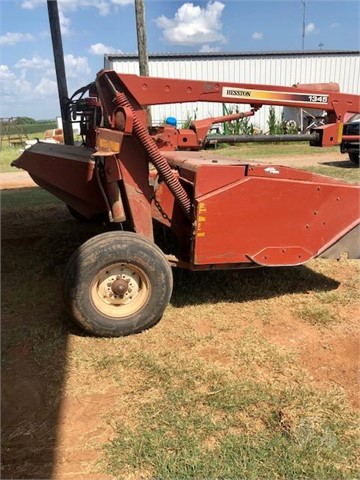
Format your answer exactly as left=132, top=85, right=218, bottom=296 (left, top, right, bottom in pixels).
left=205, top=133, right=319, bottom=144
left=113, top=91, right=192, bottom=218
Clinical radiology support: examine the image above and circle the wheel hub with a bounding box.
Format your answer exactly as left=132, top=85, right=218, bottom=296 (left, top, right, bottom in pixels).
left=111, top=278, right=129, bottom=297
left=94, top=264, right=144, bottom=310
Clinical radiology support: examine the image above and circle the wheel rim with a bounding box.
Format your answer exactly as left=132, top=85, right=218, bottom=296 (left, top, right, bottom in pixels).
left=90, top=263, right=151, bottom=319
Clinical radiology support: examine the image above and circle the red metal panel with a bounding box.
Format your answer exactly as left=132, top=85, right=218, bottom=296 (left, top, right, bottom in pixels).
left=194, top=165, right=246, bottom=197
left=193, top=174, right=360, bottom=266
left=13, top=143, right=106, bottom=217
left=247, top=164, right=312, bottom=181
left=117, top=136, right=154, bottom=240
left=105, top=155, right=122, bottom=182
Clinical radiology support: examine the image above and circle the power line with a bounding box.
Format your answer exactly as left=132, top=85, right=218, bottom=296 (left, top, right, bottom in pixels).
left=302, top=0, right=306, bottom=51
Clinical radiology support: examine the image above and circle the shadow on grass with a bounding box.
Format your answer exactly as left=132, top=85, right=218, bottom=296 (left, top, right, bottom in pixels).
left=171, top=265, right=339, bottom=308
left=1, top=200, right=108, bottom=479
left=1, top=230, right=68, bottom=477
left=319, top=159, right=358, bottom=169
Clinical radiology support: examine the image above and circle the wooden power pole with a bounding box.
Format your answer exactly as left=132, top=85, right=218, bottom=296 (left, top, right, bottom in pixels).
left=134, top=0, right=152, bottom=126
left=47, top=0, right=74, bottom=145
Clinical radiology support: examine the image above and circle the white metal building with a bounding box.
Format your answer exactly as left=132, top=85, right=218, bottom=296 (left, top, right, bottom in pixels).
left=105, top=51, right=360, bottom=132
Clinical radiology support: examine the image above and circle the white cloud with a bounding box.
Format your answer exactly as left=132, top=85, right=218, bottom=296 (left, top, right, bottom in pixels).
left=252, top=32, right=263, bottom=40
left=89, top=42, right=123, bottom=55
left=0, top=32, right=34, bottom=46
left=38, top=30, right=50, bottom=39
left=98, top=2, right=111, bottom=16
left=21, top=2, right=72, bottom=34
left=155, top=1, right=226, bottom=46
left=0, top=65, right=16, bottom=81
left=45, top=67, right=56, bottom=77
left=64, top=54, right=91, bottom=78
left=21, top=0, right=132, bottom=15
left=111, top=0, right=134, bottom=5
left=15, top=56, right=52, bottom=70
left=330, top=22, right=340, bottom=28
left=0, top=60, right=86, bottom=117
left=1, top=56, right=93, bottom=118
left=21, top=0, right=44, bottom=8
left=305, top=22, right=316, bottom=35
left=59, top=11, right=72, bottom=35
left=199, top=44, right=220, bottom=53
left=15, top=75, right=34, bottom=96
left=34, top=77, right=58, bottom=96
left=60, top=0, right=110, bottom=15
left=14, top=55, right=55, bottom=77
left=1, top=66, right=32, bottom=99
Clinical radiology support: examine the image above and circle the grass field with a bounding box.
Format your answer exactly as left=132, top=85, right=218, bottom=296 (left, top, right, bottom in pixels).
left=0, top=144, right=28, bottom=172
left=1, top=151, right=359, bottom=478
left=303, top=164, right=360, bottom=183
left=0, top=130, right=46, bottom=173
left=0, top=130, right=82, bottom=173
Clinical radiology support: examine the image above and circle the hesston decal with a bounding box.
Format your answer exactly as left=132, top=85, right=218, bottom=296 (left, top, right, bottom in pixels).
left=222, top=87, right=329, bottom=105
left=223, top=89, right=251, bottom=97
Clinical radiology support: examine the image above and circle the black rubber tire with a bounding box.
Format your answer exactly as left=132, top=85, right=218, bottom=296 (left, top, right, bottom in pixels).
left=63, top=231, right=173, bottom=337
left=349, top=152, right=359, bottom=166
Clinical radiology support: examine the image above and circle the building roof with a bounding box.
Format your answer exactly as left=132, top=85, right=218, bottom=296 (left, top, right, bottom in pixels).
left=105, top=50, right=360, bottom=62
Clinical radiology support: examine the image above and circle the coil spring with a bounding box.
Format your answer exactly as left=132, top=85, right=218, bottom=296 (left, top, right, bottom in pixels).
left=114, top=92, right=191, bottom=217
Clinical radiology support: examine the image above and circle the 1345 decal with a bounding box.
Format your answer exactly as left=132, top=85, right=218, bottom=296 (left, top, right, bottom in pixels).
left=222, top=86, right=329, bottom=105
left=308, top=95, right=328, bottom=104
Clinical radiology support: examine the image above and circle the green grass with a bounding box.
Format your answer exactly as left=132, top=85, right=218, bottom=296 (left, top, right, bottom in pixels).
left=293, top=303, right=338, bottom=326
left=0, top=130, right=46, bottom=173
left=2, top=164, right=359, bottom=478
left=103, top=344, right=358, bottom=479
left=303, top=164, right=360, bottom=183
left=0, top=144, right=25, bottom=173
left=0, top=131, right=84, bottom=173
left=66, top=310, right=358, bottom=479
left=1, top=187, right=61, bottom=209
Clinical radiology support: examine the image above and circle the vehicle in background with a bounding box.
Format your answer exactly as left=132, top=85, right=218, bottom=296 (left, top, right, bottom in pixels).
left=341, top=113, right=360, bottom=165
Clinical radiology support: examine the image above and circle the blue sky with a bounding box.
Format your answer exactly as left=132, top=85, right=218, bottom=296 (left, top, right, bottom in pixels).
left=1, top=0, right=359, bottom=119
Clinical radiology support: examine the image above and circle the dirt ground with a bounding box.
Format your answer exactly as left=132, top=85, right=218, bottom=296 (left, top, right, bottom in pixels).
left=1, top=152, right=359, bottom=479
left=0, top=171, right=36, bottom=189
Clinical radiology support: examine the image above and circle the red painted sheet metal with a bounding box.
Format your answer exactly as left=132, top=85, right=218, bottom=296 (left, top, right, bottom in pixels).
left=194, top=165, right=247, bottom=197
left=117, top=137, right=154, bottom=240
left=163, top=151, right=244, bottom=170
left=247, top=164, right=312, bottom=181
left=193, top=174, right=360, bottom=266
left=163, top=151, right=248, bottom=193
left=13, top=143, right=106, bottom=217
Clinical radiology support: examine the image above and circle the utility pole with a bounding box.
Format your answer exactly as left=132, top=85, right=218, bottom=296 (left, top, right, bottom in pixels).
left=134, top=0, right=152, bottom=125
left=302, top=0, right=306, bottom=51
left=47, top=0, right=74, bottom=145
